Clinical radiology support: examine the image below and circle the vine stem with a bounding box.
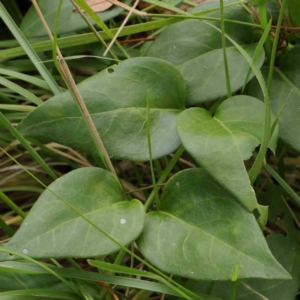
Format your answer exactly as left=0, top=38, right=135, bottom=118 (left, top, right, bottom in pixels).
left=30, top=0, right=116, bottom=176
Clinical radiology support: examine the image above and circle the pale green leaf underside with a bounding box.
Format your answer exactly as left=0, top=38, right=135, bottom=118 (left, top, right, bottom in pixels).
left=137, top=169, right=290, bottom=281
left=177, top=96, right=278, bottom=212
left=17, top=57, right=186, bottom=161
left=0, top=168, right=145, bottom=260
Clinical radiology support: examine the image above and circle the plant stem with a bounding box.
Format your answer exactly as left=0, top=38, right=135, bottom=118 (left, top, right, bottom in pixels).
left=257, top=0, right=272, bottom=61
left=144, top=146, right=185, bottom=211
left=30, top=0, right=116, bottom=176
left=267, top=0, right=287, bottom=94
left=249, top=0, right=287, bottom=184
left=0, top=190, right=27, bottom=218
left=220, top=0, right=232, bottom=98
left=264, top=164, right=300, bottom=208
left=69, top=0, right=119, bottom=60
left=0, top=3, right=61, bottom=95
left=146, top=92, right=160, bottom=208
left=0, top=113, right=58, bottom=180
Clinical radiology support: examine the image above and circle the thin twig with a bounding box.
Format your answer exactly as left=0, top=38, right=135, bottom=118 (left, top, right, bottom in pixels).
left=281, top=196, right=300, bottom=230
left=241, top=282, right=269, bottom=300
left=99, top=0, right=146, bottom=17
left=104, top=0, right=140, bottom=56
left=70, top=0, right=119, bottom=60
left=124, top=183, right=165, bottom=194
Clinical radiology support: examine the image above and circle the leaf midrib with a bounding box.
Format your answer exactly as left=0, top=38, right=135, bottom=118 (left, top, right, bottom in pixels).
left=154, top=211, right=282, bottom=274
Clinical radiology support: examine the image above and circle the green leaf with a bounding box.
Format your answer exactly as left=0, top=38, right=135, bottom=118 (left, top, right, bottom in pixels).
left=144, top=1, right=254, bottom=65
left=0, top=290, right=81, bottom=300
left=248, top=46, right=300, bottom=153
left=287, top=0, right=300, bottom=26
left=17, top=57, right=185, bottom=161
left=143, top=2, right=264, bottom=104
left=193, top=187, right=300, bottom=299
left=177, top=44, right=264, bottom=105
left=0, top=261, right=200, bottom=298
left=20, top=0, right=128, bottom=37
left=137, top=168, right=290, bottom=280
left=0, top=273, right=66, bottom=292
left=0, top=168, right=144, bottom=260
left=176, top=95, right=278, bottom=212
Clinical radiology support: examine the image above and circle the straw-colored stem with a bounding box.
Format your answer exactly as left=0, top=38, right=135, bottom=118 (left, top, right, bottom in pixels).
left=30, top=0, right=116, bottom=176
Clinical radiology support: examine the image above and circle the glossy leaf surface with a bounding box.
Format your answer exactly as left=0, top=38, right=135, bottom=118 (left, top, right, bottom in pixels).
left=20, top=0, right=127, bottom=37
left=143, top=2, right=264, bottom=104
left=248, top=46, right=300, bottom=153
left=177, top=95, right=278, bottom=212
left=0, top=168, right=144, bottom=260
left=137, top=169, right=290, bottom=280
left=18, top=57, right=185, bottom=161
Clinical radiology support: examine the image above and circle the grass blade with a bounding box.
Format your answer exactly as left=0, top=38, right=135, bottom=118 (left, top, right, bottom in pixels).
left=0, top=3, right=61, bottom=96
left=0, top=76, right=43, bottom=106
left=220, top=0, right=232, bottom=98
left=242, top=20, right=272, bottom=93
left=264, top=164, right=300, bottom=208
left=0, top=68, right=50, bottom=91
left=0, top=113, right=57, bottom=180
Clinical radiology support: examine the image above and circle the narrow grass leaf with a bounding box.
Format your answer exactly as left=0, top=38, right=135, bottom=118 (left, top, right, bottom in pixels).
left=0, top=68, right=50, bottom=91
left=0, top=77, right=43, bottom=106
left=241, top=20, right=272, bottom=92
left=0, top=113, right=57, bottom=180
left=0, top=261, right=200, bottom=298
left=0, top=3, right=61, bottom=95
left=0, top=248, right=78, bottom=293
left=0, top=105, right=35, bottom=112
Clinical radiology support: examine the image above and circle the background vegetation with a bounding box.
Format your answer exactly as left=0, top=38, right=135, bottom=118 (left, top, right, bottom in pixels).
left=0, top=0, right=300, bottom=299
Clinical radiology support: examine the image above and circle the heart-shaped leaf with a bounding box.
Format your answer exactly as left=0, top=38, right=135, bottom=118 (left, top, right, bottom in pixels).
left=193, top=187, right=300, bottom=299
left=18, top=57, right=185, bottom=161
left=248, top=46, right=300, bottom=153
left=176, top=95, right=278, bottom=212
left=137, top=168, right=290, bottom=280
left=0, top=168, right=144, bottom=260
left=142, top=1, right=264, bottom=104
left=20, top=0, right=128, bottom=37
